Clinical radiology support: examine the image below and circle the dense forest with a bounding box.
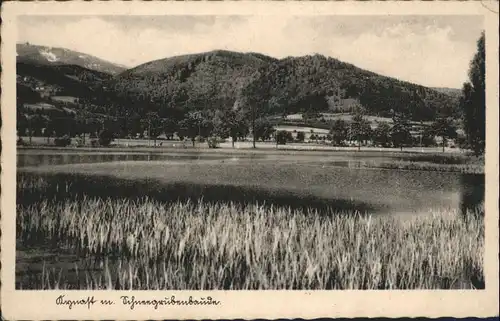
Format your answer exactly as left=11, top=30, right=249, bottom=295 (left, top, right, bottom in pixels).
left=104, top=50, right=459, bottom=122
left=17, top=46, right=460, bottom=121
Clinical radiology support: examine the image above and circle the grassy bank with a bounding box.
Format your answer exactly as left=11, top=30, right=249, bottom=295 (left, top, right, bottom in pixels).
left=16, top=175, right=484, bottom=290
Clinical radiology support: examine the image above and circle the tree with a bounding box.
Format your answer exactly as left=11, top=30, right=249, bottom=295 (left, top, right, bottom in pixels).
left=54, top=135, right=72, bottom=147
left=141, top=112, right=163, bottom=146
left=98, top=128, right=114, bottom=147
left=303, top=109, right=321, bottom=123
left=420, top=126, right=436, bottom=147
left=350, top=112, right=372, bottom=150
left=178, top=111, right=204, bottom=147
left=49, top=117, right=72, bottom=137
left=276, top=130, right=293, bottom=145
left=85, top=118, right=101, bottom=139
left=240, top=69, right=272, bottom=148
left=253, top=118, right=275, bottom=142
left=432, top=116, right=457, bottom=152
left=74, top=114, right=93, bottom=144
left=199, top=117, right=214, bottom=141
left=212, top=109, right=248, bottom=148
left=162, top=118, right=178, bottom=140
left=373, top=121, right=391, bottom=147
left=329, top=119, right=348, bottom=146
left=17, top=114, right=28, bottom=137
left=460, top=31, right=485, bottom=155
left=390, top=112, right=412, bottom=151
left=128, top=113, right=144, bottom=138
left=296, top=131, right=305, bottom=142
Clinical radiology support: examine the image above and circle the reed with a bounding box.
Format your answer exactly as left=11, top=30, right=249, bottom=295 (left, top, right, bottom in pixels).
left=17, top=175, right=484, bottom=290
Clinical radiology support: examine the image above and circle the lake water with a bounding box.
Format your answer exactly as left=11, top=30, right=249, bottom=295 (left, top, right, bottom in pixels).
left=16, top=151, right=253, bottom=167
left=17, top=150, right=484, bottom=217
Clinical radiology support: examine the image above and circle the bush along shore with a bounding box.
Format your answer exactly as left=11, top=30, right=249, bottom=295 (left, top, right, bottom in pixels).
left=16, top=174, right=484, bottom=290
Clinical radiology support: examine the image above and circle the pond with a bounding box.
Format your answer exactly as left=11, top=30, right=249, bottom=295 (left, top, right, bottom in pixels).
left=17, top=150, right=485, bottom=218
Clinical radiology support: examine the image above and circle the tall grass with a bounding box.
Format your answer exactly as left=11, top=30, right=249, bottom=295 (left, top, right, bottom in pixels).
left=16, top=175, right=484, bottom=290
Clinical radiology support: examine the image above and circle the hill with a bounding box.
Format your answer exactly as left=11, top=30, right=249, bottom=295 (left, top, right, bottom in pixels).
left=17, top=61, right=112, bottom=96
left=15, top=47, right=463, bottom=141
left=17, top=43, right=126, bottom=75
left=106, top=50, right=459, bottom=121
left=16, top=58, right=117, bottom=125
left=431, top=87, right=462, bottom=98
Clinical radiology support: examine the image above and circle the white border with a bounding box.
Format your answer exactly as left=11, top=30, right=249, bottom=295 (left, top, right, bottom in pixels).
left=1, top=2, right=499, bottom=319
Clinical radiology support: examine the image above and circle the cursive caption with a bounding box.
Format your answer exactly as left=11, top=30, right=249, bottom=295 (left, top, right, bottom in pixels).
left=55, top=294, right=221, bottom=310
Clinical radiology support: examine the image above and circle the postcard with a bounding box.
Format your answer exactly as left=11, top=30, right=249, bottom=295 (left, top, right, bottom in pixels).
left=1, top=1, right=499, bottom=319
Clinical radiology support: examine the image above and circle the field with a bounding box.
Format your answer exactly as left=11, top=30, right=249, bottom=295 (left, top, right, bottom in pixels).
left=17, top=173, right=485, bottom=290
left=279, top=113, right=436, bottom=130
left=19, top=134, right=467, bottom=154
left=274, top=125, right=330, bottom=134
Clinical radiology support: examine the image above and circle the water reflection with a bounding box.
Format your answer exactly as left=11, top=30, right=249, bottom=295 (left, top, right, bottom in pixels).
left=17, top=152, right=485, bottom=218
left=17, top=153, right=250, bottom=167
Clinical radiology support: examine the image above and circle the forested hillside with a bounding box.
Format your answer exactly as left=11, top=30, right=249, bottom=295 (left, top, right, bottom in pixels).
left=17, top=62, right=112, bottom=98
left=103, top=50, right=459, bottom=122
left=16, top=46, right=463, bottom=145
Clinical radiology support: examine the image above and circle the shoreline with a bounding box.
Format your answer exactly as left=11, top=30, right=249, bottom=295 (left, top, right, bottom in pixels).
left=17, top=144, right=470, bottom=154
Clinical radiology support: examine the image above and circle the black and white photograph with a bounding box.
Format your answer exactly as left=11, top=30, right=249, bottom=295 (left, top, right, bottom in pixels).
left=1, top=2, right=499, bottom=318
left=12, top=13, right=489, bottom=291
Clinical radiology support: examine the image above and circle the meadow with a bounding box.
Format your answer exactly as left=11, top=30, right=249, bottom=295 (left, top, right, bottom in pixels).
left=18, top=136, right=474, bottom=157
left=16, top=164, right=485, bottom=290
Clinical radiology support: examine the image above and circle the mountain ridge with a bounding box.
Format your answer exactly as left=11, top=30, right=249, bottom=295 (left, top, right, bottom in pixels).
left=107, top=49, right=459, bottom=121
left=16, top=45, right=461, bottom=123
left=17, top=43, right=127, bottom=75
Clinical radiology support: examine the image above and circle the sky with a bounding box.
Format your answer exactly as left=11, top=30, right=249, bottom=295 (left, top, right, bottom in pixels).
left=18, top=15, right=484, bottom=88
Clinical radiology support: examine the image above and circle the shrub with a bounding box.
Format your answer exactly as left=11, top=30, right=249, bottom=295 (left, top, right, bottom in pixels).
left=296, top=132, right=305, bottom=142
left=207, top=137, right=220, bottom=149
left=54, top=135, right=72, bottom=147
left=90, top=139, right=99, bottom=147
left=276, top=130, right=293, bottom=145
left=456, top=136, right=469, bottom=150
left=17, top=137, right=26, bottom=146
left=76, top=136, right=85, bottom=147
left=98, top=129, right=114, bottom=147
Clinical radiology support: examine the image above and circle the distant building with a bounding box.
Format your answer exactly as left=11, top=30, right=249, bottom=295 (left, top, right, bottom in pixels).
left=51, top=96, right=78, bottom=104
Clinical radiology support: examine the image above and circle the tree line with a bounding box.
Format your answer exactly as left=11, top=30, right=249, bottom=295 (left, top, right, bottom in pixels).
left=325, top=109, right=457, bottom=152
left=17, top=105, right=458, bottom=152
